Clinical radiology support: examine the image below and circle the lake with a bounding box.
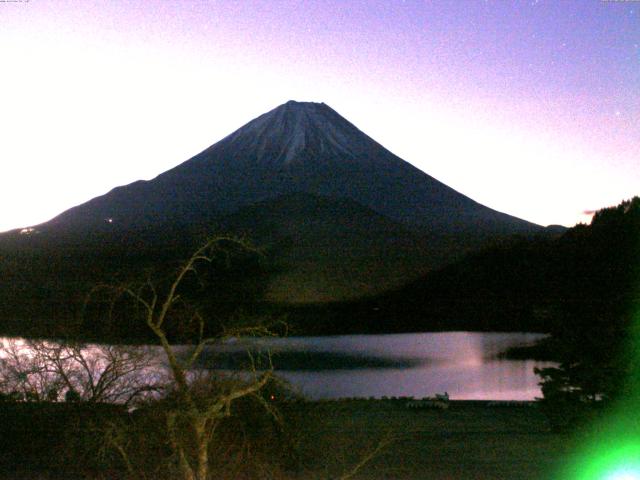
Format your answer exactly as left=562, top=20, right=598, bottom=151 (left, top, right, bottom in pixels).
left=203, top=331, right=555, bottom=400
left=0, top=332, right=555, bottom=401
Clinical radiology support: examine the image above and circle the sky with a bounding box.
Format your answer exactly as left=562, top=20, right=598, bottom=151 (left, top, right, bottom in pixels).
left=0, top=0, right=638, bottom=232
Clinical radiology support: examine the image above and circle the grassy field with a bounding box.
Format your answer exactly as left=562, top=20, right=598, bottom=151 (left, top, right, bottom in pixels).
left=0, top=399, right=580, bottom=479
left=283, top=399, right=575, bottom=480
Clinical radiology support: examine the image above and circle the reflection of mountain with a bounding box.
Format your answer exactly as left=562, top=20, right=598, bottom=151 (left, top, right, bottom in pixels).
left=193, top=349, right=425, bottom=371
left=0, top=101, right=549, bottom=333
left=196, top=333, right=550, bottom=400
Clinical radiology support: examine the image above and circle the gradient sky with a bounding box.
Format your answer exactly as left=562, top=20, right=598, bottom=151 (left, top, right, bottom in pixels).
left=1, top=0, right=638, bottom=232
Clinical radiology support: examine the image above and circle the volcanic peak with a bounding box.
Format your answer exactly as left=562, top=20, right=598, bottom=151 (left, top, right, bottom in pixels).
left=219, top=100, right=366, bottom=166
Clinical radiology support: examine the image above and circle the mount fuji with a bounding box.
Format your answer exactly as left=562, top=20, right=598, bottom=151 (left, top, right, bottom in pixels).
left=2, top=101, right=546, bottom=308
left=45, top=100, right=540, bottom=236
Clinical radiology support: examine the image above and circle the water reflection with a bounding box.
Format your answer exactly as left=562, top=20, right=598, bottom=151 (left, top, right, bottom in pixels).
left=0, top=332, right=555, bottom=401
left=201, top=332, right=556, bottom=400
left=194, top=349, right=426, bottom=370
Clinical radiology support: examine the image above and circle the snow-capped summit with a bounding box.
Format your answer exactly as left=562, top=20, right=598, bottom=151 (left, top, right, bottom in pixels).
left=198, top=100, right=388, bottom=171
left=220, top=101, right=360, bottom=165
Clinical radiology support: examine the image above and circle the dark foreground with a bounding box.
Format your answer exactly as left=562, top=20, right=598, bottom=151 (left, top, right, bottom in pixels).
left=284, top=399, right=573, bottom=480
left=0, top=399, right=577, bottom=480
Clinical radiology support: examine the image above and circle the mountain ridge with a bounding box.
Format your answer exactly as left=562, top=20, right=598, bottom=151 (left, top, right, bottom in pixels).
left=43, top=100, right=542, bottom=236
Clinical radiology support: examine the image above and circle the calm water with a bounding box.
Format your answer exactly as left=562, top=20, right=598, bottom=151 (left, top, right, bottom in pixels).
left=1, top=332, right=555, bottom=401
left=210, top=331, right=555, bottom=400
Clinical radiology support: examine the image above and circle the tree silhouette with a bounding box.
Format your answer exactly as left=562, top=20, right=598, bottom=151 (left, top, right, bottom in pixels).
left=96, top=236, right=279, bottom=480
left=535, top=197, right=640, bottom=427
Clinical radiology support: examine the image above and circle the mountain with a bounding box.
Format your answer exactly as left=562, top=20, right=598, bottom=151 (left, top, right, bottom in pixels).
left=0, top=101, right=550, bottom=332
left=44, top=101, right=540, bottom=236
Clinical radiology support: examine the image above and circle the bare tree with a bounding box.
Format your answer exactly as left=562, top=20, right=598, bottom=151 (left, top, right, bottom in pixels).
left=100, top=236, right=276, bottom=480
left=0, top=338, right=162, bottom=406
left=0, top=236, right=391, bottom=479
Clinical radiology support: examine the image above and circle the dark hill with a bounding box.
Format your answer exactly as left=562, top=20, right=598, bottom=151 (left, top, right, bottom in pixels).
left=214, top=192, right=467, bottom=303
left=300, top=199, right=637, bottom=336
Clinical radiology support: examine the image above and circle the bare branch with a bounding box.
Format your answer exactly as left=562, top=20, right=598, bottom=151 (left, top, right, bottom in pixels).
left=338, top=431, right=395, bottom=480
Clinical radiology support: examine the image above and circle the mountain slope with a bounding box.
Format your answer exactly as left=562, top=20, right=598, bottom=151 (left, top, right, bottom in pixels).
left=44, top=101, right=541, bottom=236
left=215, top=192, right=457, bottom=303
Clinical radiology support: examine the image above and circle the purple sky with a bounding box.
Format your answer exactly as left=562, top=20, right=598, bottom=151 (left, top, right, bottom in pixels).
left=1, top=0, right=638, bottom=231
